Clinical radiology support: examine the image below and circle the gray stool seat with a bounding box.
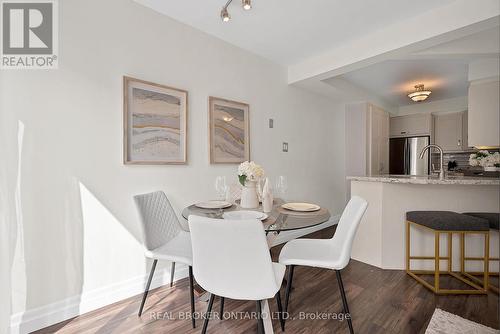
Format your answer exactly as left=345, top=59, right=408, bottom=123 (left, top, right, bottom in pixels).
left=406, top=211, right=489, bottom=231
left=463, top=212, right=499, bottom=230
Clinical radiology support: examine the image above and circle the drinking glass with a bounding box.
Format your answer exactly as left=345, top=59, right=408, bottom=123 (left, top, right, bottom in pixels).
left=215, top=176, right=228, bottom=200
left=275, top=175, right=288, bottom=200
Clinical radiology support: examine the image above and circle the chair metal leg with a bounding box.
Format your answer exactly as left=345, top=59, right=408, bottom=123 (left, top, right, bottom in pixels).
left=202, top=294, right=215, bottom=334
left=256, top=300, right=264, bottom=334
left=284, top=265, right=295, bottom=314
left=188, top=266, right=196, bottom=328
left=275, top=291, right=285, bottom=331
left=220, top=297, right=225, bottom=317
left=170, top=262, right=176, bottom=287
left=138, top=259, right=157, bottom=317
left=336, top=270, right=354, bottom=334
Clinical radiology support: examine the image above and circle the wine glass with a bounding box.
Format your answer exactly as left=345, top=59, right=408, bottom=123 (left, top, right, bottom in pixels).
left=215, top=176, right=228, bottom=200
left=275, top=175, right=288, bottom=200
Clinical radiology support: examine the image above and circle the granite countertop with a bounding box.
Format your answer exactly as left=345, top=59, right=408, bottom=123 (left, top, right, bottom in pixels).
left=347, top=175, right=500, bottom=185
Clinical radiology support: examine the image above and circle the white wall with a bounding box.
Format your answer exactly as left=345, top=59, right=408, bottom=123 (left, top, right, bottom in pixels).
left=468, top=57, right=500, bottom=81
left=468, top=79, right=500, bottom=148
left=397, top=96, right=468, bottom=116
left=0, top=0, right=344, bottom=332
left=0, top=122, right=12, bottom=334
left=345, top=103, right=367, bottom=200
left=467, top=57, right=499, bottom=148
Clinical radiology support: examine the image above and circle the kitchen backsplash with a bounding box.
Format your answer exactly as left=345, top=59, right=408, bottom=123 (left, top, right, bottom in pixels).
left=431, top=149, right=500, bottom=171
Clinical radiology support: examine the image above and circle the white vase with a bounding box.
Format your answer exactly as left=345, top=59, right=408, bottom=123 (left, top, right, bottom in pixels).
left=240, top=181, right=259, bottom=209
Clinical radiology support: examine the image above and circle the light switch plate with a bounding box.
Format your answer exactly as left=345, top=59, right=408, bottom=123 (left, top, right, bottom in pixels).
left=282, top=142, right=288, bottom=152
left=269, top=119, right=274, bottom=128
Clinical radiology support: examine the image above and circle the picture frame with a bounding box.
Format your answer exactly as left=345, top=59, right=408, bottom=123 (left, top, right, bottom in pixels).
left=208, top=96, right=250, bottom=164
left=123, top=76, right=188, bottom=164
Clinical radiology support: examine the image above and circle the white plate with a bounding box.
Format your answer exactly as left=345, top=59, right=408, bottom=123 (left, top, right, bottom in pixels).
left=223, top=210, right=268, bottom=221
left=282, top=202, right=321, bottom=212
left=195, top=200, right=233, bottom=209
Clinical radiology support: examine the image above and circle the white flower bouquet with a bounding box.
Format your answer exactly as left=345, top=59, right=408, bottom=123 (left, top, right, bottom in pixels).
left=469, top=151, right=500, bottom=169
left=238, top=161, right=264, bottom=186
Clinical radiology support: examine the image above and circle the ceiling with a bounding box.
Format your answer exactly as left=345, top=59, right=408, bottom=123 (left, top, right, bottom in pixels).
left=338, top=59, right=469, bottom=106
left=409, top=26, right=500, bottom=58
left=135, top=0, right=499, bottom=108
left=325, top=27, right=500, bottom=107
left=135, top=0, right=455, bottom=65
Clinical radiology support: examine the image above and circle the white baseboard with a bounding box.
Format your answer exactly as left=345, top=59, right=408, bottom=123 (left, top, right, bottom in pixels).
left=9, top=265, right=188, bottom=334
left=9, top=217, right=338, bottom=334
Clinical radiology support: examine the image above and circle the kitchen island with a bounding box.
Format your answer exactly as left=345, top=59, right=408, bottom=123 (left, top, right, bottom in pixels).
left=348, top=175, right=499, bottom=271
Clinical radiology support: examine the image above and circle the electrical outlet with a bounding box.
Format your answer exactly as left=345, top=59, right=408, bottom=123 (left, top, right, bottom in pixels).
left=282, top=142, right=288, bottom=152
left=269, top=118, right=274, bottom=128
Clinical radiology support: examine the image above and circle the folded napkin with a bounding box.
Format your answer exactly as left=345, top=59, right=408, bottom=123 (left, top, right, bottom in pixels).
left=262, top=178, right=273, bottom=213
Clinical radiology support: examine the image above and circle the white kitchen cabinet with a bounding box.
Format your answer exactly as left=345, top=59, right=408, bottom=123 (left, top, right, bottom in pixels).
left=345, top=102, right=390, bottom=200
left=468, top=79, right=500, bottom=148
left=345, top=102, right=390, bottom=179
left=390, top=113, right=433, bottom=137
left=434, top=112, right=466, bottom=152
left=367, top=104, right=389, bottom=175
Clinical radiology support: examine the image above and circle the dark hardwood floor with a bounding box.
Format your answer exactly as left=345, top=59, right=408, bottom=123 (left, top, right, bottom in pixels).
left=35, top=226, right=499, bottom=334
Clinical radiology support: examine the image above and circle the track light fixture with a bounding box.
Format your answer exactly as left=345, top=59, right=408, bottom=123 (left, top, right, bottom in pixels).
left=220, top=7, right=230, bottom=22
left=220, top=0, right=252, bottom=22
left=242, top=0, right=252, bottom=10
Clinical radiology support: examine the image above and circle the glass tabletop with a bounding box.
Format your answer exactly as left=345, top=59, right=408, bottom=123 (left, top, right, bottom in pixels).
left=181, top=199, right=331, bottom=232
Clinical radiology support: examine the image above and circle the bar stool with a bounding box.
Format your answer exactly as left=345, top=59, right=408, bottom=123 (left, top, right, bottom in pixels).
left=406, top=211, right=490, bottom=294
left=462, top=212, right=499, bottom=294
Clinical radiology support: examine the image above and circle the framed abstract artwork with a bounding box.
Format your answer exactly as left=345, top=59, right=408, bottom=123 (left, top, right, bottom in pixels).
left=123, top=76, right=188, bottom=164
left=208, top=96, right=250, bottom=164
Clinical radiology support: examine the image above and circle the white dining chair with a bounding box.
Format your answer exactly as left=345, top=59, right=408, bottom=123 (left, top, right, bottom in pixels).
left=188, top=215, right=285, bottom=334
left=278, top=196, right=368, bottom=333
left=225, top=181, right=242, bottom=204
left=134, top=191, right=196, bottom=328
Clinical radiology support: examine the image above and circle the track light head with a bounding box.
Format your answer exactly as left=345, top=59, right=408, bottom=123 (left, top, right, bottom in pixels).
left=242, top=0, right=252, bottom=10
left=220, top=7, right=230, bottom=22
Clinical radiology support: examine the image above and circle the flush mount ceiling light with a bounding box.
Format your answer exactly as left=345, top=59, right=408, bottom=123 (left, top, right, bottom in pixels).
left=408, top=84, right=432, bottom=102
left=220, top=0, right=252, bottom=22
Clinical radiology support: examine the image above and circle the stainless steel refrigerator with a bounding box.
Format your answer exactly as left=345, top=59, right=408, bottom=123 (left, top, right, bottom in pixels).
left=389, top=136, right=430, bottom=175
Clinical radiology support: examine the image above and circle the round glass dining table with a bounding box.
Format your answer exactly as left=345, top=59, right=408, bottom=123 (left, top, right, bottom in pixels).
left=181, top=198, right=331, bottom=234
left=183, top=199, right=331, bottom=333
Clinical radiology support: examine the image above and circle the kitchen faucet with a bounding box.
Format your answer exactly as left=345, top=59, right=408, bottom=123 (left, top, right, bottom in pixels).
left=419, top=144, right=445, bottom=180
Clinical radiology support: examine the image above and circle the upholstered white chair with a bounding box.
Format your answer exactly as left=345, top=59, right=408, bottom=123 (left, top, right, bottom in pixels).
left=188, top=215, right=285, bottom=334
left=279, top=196, right=368, bottom=333
left=225, top=181, right=242, bottom=204
left=134, top=191, right=196, bottom=328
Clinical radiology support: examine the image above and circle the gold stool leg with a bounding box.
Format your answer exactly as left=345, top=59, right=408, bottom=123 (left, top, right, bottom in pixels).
left=406, top=221, right=487, bottom=295
left=457, top=231, right=489, bottom=294
left=484, top=232, right=490, bottom=291
left=460, top=232, right=465, bottom=274
left=435, top=231, right=440, bottom=292
left=406, top=221, right=410, bottom=272
left=448, top=232, right=452, bottom=273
